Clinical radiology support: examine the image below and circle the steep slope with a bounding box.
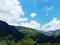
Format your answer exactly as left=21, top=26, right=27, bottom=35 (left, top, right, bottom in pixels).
left=0, top=20, right=24, bottom=41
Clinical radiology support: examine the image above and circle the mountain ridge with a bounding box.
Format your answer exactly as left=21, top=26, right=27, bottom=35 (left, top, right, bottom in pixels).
left=0, top=20, right=60, bottom=44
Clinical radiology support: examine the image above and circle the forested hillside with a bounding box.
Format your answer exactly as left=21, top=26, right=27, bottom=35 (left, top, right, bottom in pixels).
left=0, top=20, right=60, bottom=45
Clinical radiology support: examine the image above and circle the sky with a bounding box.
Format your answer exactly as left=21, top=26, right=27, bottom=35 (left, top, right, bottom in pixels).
left=0, top=0, right=60, bottom=31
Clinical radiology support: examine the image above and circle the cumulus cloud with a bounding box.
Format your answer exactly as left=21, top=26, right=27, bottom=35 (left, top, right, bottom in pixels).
left=41, top=18, right=60, bottom=31
left=30, top=13, right=37, bottom=18
left=0, top=0, right=27, bottom=26
left=0, top=0, right=41, bottom=30
left=20, top=21, right=41, bottom=30
left=20, top=17, right=60, bottom=31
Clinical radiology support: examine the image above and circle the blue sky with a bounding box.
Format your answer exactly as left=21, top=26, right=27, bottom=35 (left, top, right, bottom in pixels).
left=0, top=0, right=60, bottom=31
left=19, top=0, right=60, bottom=24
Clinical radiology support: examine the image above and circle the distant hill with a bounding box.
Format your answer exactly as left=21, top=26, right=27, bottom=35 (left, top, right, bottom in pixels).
left=40, top=30, right=60, bottom=37
left=14, top=25, right=60, bottom=43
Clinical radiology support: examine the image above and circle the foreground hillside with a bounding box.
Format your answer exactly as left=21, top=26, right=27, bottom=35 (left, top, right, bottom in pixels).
left=0, top=20, right=60, bottom=45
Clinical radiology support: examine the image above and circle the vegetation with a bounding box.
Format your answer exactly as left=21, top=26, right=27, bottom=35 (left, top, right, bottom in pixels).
left=0, top=28, right=60, bottom=45
left=0, top=20, right=60, bottom=45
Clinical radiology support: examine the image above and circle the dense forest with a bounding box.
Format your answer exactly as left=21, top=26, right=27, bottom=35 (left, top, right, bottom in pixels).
left=0, top=20, right=60, bottom=45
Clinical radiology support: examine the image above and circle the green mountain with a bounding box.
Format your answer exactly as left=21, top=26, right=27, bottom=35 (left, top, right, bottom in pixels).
left=0, top=20, right=60, bottom=45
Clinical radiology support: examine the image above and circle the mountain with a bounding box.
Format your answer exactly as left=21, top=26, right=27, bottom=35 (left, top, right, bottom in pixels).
left=0, top=20, right=60, bottom=45
left=43, top=30, right=60, bottom=37
left=39, top=29, right=60, bottom=37
left=53, top=30, right=60, bottom=37
left=14, top=24, right=60, bottom=37
left=14, top=26, right=60, bottom=43
left=0, top=20, right=24, bottom=41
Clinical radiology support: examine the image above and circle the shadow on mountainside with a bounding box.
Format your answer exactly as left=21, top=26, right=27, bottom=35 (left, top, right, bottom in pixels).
left=30, top=32, right=60, bottom=44
left=0, top=20, right=24, bottom=42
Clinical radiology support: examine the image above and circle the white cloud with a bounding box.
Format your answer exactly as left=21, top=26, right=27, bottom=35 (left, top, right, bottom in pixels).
left=30, top=13, right=37, bottom=18
left=0, top=0, right=41, bottom=30
left=45, top=6, right=53, bottom=11
left=0, top=0, right=27, bottom=26
left=20, top=17, right=60, bottom=31
left=42, top=5, right=53, bottom=16
left=20, top=21, right=41, bottom=30
left=41, top=18, right=60, bottom=31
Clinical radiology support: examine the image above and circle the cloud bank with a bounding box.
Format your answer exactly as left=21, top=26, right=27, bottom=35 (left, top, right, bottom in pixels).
left=41, top=18, right=60, bottom=31
left=0, top=0, right=40, bottom=30
left=20, top=21, right=41, bottom=30
left=0, top=0, right=26, bottom=26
